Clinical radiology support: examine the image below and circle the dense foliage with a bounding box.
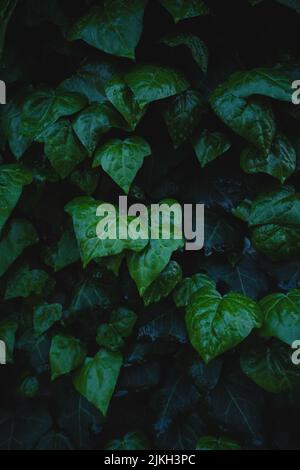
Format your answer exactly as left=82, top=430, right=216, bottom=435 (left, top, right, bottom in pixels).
left=1, top=0, right=300, bottom=451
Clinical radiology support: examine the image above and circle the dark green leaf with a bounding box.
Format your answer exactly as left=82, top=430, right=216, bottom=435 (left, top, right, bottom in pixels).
left=33, top=303, right=63, bottom=335
left=93, top=136, right=151, bottom=193
left=68, top=0, right=147, bottom=59
left=241, top=133, right=296, bottom=183
left=161, top=33, right=208, bottom=72
left=192, top=130, right=231, bottom=168
left=73, top=349, right=123, bottom=416
left=50, top=334, right=87, bottom=380
left=186, top=286, right=262, bottom=362
left=125, top=65, right=189, bottom=107
left=159, top=0, right=209, bottom=22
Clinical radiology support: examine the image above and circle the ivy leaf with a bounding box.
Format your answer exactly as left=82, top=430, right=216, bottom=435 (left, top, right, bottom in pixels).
left=259, top=289, right=300, bottom=344
left=5, top=264, right=54, bottom=300
left=59, top=60, right=121, bottom=104
left=93, top=136, right=151, bottom=194
left=0, top=405, right=52, bottom=450
left=204, top=252, right=269, bottom=299
left=240, top=133, right=296, bottom=183
left=241, top=339, right=300, bottom=393
left=110, top=307, right=137, bottom=337
left=96, top=324, right=124, bottom=352
left=20, top=87, right=86, bottom=138
left=17, top=330, right=51, bottom=374
left=196, top=436, right=241, bottom=450
left=127, top=238, right=184, bottom=296
left=37, top=119, right=87, bottom=178
left=65, top=196, right=148, bottom=267
left=72, top=103, right=127, bottom=155
left=210, top=69, right=291, bottom=153
left=192, top=130, right=231, bottom=168
left=211, top=371, right=263, bottom=438
left=33, top=303, right=63, bottom=335
left=73, top=349, right=123, bottom=416
left=138, top=308, right=187, bottom=343
left=70, top=278, right=116, bottom=313
left=68, top=0, right=147, bottom=59
left=105, top=432, right=149, bottom=450
left=0, top=319, right=18, bottom=363
left=58, top=387, right=103, bottom=450
left=186, top=286, right=262, bottom=363
left=233, top=186, right=300, bottom=261
left=161, top=90, right=206, bottom=148
left=70, top=169, right=99, bottom=195
left=159, top=0, right=209, bottom=23
left=1, top=93, right=32, bottom=159
left=161, top=33, right=208, bottom=72
left=0, top=219, right=38, bottom=277
left=43, top=227, right=80, bottom=272
left=154, top=371, right=200, bottom=436
left=0, top=164, right=32, bottom=234
left=104, top=75, right=146, bottom=130
left=205, top=211, right=241, bottom=256
left=125, top=65, right=189, bottom=107
left=173, top=273, right=216, bottom=307
left=50, top=334, right=87, bottom=380
left=142, top=260, right=182, bottom=306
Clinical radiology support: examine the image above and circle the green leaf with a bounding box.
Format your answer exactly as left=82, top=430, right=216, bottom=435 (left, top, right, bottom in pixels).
left=5, top=264, right=54, bottom=300
left=37, top=119, right=87, bottom=178
left=96, top=324, right=124, bottom=352
left=0, top=219, right=38, bottom=277
left=105, top=432, right=149, bottom=450
left=59, top=60, right=120, bottom=104
left=125, top=65, right=189, bottom=107
left=142, top=260, right=182, bottom=306
left=18, top=376, right=39, bottom=399
left=159, top=0, right=209, bottom=22
left=96, top=308, right=137, bottom=351
left=161, top=33, right=208, bottom=72
left=72, top=103, right=127, bottom=155
left=127, top=237, right=184, bottom=296
left=275, top=0, right=300, bottom=11
left=50, top=334, right=87, bottom=380
left=0, top=164, right=32, bottom=234
left=43, top=227, right=80, bottom=272
left=104, top=75, right=146, bottom=130
left=73, top=349, right=123, bottom=416
left=33, top=303, right=63, bottom=335
left=192, top=130, right=231, bottom=168
left=173, top=273, right=216, bottom=307
left=233, top=186, right=300, bottom=261
left=68, top=0, right=147, bottom=59
left=70, top=169, right=99, bottom=195
left=138, top=309, right=187, bottom=343
left=93, top=136, right=151, bottom=193
left=210, top=69, right=291, bottom=153
left=259, top=289, right=300, bottom=344
left=162, top=90, right=206, bottom=148
left=186, top=286, right=262, bottom=363
left=21, top=87, right=86, bottom=138
left=241, top=340, right=300, bottom=393
left=110, top=307, right=137, bottom=337
left=0, top=319, right=18, bottom=363
left=240, top=133, right=296, bottom=183
left=196, top=436, right=241, bottom=450
left=1, top=93, right=32, bottom=159
left=65, top=196, right=148, bottom=267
